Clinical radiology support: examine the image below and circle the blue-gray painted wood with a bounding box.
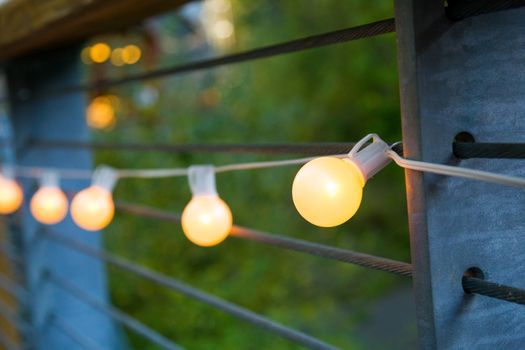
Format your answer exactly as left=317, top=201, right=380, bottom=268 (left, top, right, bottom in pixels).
left=5, top=47, right=124, bottom=349
left=395, top=2, right=525, bottom=349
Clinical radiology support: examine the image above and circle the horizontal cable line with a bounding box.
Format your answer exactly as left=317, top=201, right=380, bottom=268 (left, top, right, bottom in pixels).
left=28, top=140, right=357, bottom=156
left=42, top=230, right=339, bottom=350
left=46, top=272, right=183, bottom=350
left=0, top=297, right=29, bottom=334
left=116, top=202, right=413, bottom=277
left=50, top=315, right=103, bottom=350
left=463, top=276, right=525, bottom=306
left=25, top=18, right=394, bottom=100
left=453, top=142, right=525, bottom=159
left=0, top=326, right=20, bottom=350
left=0, top=275, right=28, bottom=303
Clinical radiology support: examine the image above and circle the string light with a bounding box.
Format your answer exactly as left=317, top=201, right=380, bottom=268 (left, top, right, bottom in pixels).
left=30, top=171, right=68, bottom=225
left=70, top=166, right=117, bottom=231
left=0, top=168, right=23, bottom=214
left=292, top=134, right=391, bottom=227
left=86, top=96, right=117, bottom=130
left=89, top=43, right=111, bottom=63
left=122, top=45, right=141, bottom=65
left=4, top=133, right=525, bottom=232
left=181, top=166, right=232, bottom=247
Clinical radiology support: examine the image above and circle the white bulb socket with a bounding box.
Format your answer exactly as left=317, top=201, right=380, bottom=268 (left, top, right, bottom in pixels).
left=347, top=134, right=391, bottom=181
left=91, top=165, right=118, bottom=192
left=187, top=165, right=217, bottom=196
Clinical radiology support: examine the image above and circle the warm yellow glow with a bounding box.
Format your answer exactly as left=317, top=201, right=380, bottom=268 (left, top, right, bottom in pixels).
left=292, top=157, right=365, bottom=227
left=110, top=48, right=125, bottom=67
left=213, top=20, right=234, bottom=39
left=89, top=43, right=111, bottom=63
left=70, top=186, right=114, bottom=231
left=122, top=45, right=142, bottom=65
left=86, top=96, right=116, bottom=130
left=81, top=46, right=92, bottom=65
left=0, top=177, right=23, bottom=214
left=208, top=0, right=231, bottom=13
left=30, top=187, right=68, bottom=225
left=181, top=195, right=232, bottom=247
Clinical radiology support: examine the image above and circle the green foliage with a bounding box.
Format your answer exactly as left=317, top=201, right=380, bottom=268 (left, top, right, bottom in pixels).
left=94, top=1, right=415, bottom=349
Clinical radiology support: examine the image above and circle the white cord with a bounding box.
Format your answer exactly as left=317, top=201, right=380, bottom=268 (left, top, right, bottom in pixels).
left=387, top=150, right=525, bottom=188
left=10, top=155, right=348, bottom=180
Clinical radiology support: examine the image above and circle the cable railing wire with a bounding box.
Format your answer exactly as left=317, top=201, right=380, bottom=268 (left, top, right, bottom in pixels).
left=41, top=230, right=339, bottom=350
left=46, top=272, right=183, bottom=350
left=453, top=142, right=525, bottom=159
left=462, top=276, right=525, bottom=306
left=49, top=314, right=103, bottom=350
left=116, top=202, right=413, bottom=277
left=21, top=18, right=395, bottom=101
left=27, top=140, right=358, bottom=156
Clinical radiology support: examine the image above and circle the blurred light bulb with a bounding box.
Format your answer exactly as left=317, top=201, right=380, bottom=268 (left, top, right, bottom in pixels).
left=213, top=20, right=234, bottom=39
left=87, top=96, right=116, bottom=130
left=71, top=186, right=114, bottom=231
left=182, top=166, right=232, bottom=247
left=110, top=48, right=125, bottom=67
left=292, top=135, right=391, bottom=227
left=30, top=187, right=68, bottom=225
left=0, top=176, right=23, bottom=214
left=122, top=45, right=141, bottom=65
left=90, top=43, right=111, bottom=63
left=71, top=166, right=117, bottom=231
left=182, top=195, right=232, bottom=247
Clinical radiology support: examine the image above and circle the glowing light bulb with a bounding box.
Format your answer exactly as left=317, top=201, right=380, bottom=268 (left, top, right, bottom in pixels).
left=70, top=166, right=117, bottom=231
left=182, top=195, right=232, bottom=247
left=293, top=157, right=364, bottom=227
left=90, top=43, right=111, bottom=63
left=292, top=134, right=391, bottom=227
left=71, top=186, right=114, bottom=231
left=0, top=176, right=23, bottom=214
left=182, top=165, right=232, bottom=247
left=30, top=187, right=68, bottom=225
left=86, top=96, right=117, bottom=130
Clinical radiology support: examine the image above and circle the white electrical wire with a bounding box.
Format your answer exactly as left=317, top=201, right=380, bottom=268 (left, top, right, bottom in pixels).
left=387, top=150, right=525, bottom=188
left=10, top=155, right=348, bottom=181
left=8, top=140, right=525, bottom=190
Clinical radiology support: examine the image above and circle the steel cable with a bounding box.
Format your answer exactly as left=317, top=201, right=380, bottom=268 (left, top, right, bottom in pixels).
left=42, top=230, right=339, bottom=350
left=22, top=19, right=394, bottom=100
left=453, top=142, right=525, bottom=159
left=116, top=202, right=413, bottom=277
left=46, top=272, right=184, bottom=350
left=28, top=140, right=357, bottom=156
left=463, top=276, right=525, bottom=306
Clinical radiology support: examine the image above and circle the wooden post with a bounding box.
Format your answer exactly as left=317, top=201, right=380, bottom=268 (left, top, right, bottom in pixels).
left=395, top=2, right=525, bottom=348
left=5, top=47, right=123, bottom=349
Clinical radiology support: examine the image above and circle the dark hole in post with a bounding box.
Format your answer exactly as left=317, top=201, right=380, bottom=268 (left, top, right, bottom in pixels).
left=454, top=131, right=475, bottom=143
left=462, top=266, right=485, bottom=294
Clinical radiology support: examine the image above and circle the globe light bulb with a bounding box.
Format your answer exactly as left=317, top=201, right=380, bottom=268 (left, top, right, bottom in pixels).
left=71, top=185, right=114, bottom=231
left=182, top=195, right=232, bottom=247
left=0, top=174, right=23, bottom=214
left=70, top=166, right=117, bottom=231
left=293, top=157, right=364, bottom=227
left=31, top=187, right=68, bottom=225
left=181, top=165, right=232, bottom=247
left=292, top=134, right=391, bottom=227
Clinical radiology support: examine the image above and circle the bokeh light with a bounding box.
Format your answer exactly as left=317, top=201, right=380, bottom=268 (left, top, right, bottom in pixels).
left=89, top=43, right=111, bottom=63
left=122, top=45, right=142, bottom=64
left=86, top=95, right=119, bottom=130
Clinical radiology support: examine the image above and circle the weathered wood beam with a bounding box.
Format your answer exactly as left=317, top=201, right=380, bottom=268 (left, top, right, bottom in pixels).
left=0, top=0, right=192, bottom=61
